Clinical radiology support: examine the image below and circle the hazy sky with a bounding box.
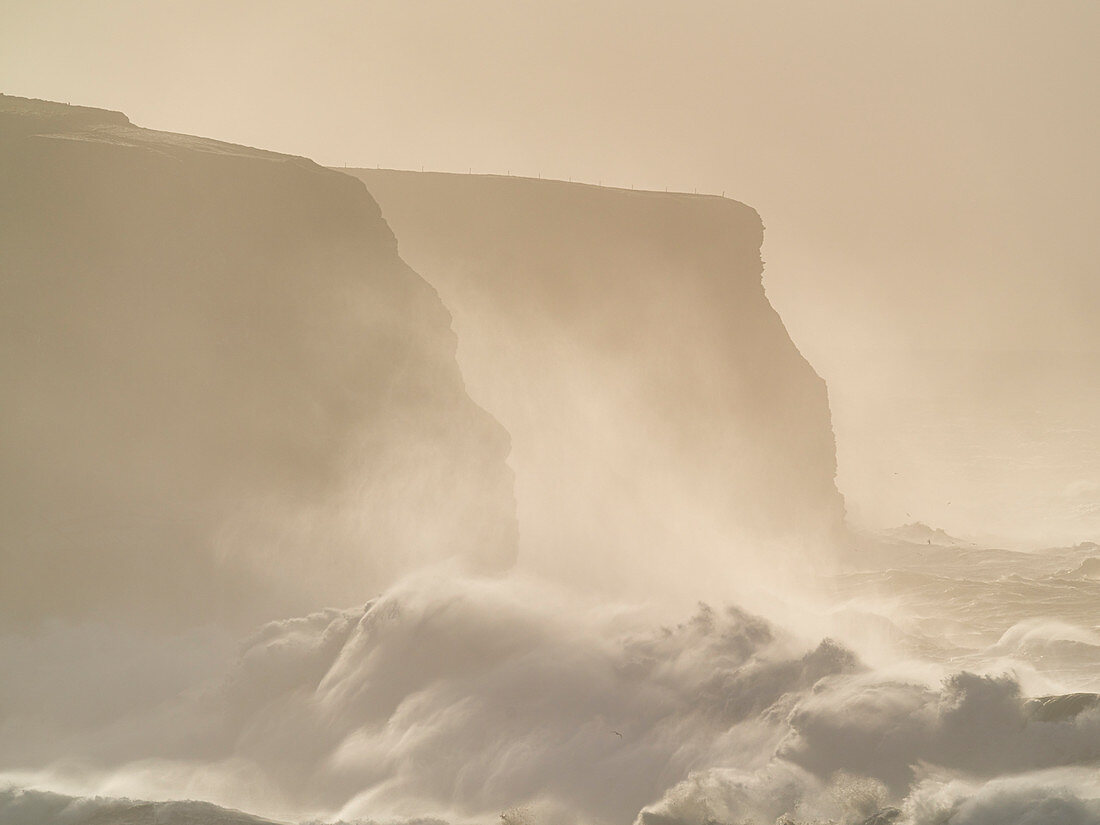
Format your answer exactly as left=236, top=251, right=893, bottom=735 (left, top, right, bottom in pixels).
left=4, top=0, right=1097, bottom=360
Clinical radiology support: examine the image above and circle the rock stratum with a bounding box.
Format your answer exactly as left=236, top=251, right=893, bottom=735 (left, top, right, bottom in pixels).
left=346, top=169, right=844, bottom=591
left=0, top=96, right=517, bottom=628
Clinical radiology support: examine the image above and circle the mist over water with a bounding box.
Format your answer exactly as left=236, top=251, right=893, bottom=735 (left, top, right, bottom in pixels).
left=2, top=4, right=1100, bottom=823
left=3, top=554, right=1100, bottom=825
left=821, top=349, right=1100, bottom=548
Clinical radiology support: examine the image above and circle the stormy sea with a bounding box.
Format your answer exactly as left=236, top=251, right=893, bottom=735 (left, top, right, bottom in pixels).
left=2, top=527, right=1099, bottom=825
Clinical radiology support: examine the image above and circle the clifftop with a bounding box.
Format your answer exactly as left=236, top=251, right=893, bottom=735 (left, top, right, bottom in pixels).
left=0, top=93, right=131, bottom=132
left=0, top=93, right=300, bottom=163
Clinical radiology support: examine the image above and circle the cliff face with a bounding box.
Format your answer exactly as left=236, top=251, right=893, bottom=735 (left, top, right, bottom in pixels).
left=0, top=97, right=517, bottom=628
left=346, top=170, right=843, bottom=591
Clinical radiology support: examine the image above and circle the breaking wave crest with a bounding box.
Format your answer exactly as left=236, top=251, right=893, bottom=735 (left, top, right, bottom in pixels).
left=2, top=567, right=1099, bottom=824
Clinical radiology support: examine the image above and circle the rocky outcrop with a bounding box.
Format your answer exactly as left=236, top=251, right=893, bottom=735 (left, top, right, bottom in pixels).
left=0, top=96, right=516, bottom=628
left=347, top=170, right=844, bottom=590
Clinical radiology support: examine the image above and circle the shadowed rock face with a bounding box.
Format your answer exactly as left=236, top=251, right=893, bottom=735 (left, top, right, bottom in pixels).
left=345, top=169, right=843, bottom=591
left=0, top=96, right=517, bottom=629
